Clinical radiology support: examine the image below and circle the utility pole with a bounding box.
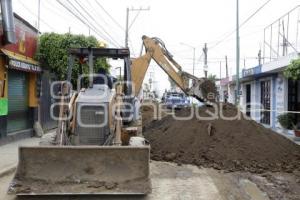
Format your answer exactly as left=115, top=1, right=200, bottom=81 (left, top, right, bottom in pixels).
left=235, top=0, right=240, bottom=105
left=125, top=8, right=129, bottom=48
left=225, top=56, right=229, bottom=103
left=125, top=7, right=150, bottom=48
left=192, top=47, right=195, bottom=76
left=219, top=61, right=222, bottom=80
left=258, top=49, right=262, bottom=66
left=180, top=43, right=196, bottom=76
left=225, top=55, right=228, bottom=78
left=149, top=72, right=154, bottom=91
left=203, top=43, right=208, bottom=78
left=37, top=0, right=41, bottom=32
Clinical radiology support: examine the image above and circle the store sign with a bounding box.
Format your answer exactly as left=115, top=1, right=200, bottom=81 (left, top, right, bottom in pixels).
left=9, top=58, right=41, bottom=73
left=242, top=65, right=261, bottom=77
left=0, top=15, right=38, bottom=59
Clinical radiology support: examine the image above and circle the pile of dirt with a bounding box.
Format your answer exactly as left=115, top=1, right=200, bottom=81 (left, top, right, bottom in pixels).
left=144, top=104, right=300, bottom=173
left=141, top=104, right=157, bottom=127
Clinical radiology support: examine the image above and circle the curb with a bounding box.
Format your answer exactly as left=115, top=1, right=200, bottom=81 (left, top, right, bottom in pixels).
left=0, top=166, right=16, bottom=178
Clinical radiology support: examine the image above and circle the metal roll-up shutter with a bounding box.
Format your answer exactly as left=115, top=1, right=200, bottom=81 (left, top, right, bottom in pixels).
left=7, top=70, right=30, bottom=133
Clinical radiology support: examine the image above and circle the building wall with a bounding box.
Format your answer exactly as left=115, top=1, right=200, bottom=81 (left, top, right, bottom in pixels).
left=218, top=85, right=227, bottom=102
left=239, top=81, right=257, bottom=119
left=240, top=75, right=278, bottom=128
left=238, top=74, right=291, bottom=129
left=0, top=57, right=7, bottom=139
left=0, top=14, right=40, bottom=143
left=228, top=84, right=235, bottom=104
left=223, top=53, right=299, bottom=131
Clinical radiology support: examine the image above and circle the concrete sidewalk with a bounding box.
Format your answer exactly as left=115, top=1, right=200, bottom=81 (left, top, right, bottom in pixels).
left=0, top=137, right=40, bottom=177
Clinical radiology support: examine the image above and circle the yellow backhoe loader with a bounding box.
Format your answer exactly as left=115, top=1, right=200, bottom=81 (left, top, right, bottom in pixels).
left=8, top=36, right=216, bottom=196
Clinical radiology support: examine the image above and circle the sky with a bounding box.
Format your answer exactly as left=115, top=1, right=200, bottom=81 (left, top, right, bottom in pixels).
left=12, top=0, right=300, bottom=97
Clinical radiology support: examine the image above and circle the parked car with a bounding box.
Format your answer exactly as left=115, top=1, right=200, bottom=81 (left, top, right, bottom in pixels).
left=163, top=92, right=190, bottom=109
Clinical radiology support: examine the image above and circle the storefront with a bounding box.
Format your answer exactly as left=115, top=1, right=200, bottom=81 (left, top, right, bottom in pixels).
left=0, top=14, right=40, bottom=143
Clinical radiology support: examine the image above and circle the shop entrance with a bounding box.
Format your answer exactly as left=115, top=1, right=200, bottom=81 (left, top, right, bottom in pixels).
left=7, top=70, right=31, bottom=133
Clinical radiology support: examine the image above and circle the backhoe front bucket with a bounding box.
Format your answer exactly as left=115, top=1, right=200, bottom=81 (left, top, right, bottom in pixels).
left=8, top=146, right=151, bottom=195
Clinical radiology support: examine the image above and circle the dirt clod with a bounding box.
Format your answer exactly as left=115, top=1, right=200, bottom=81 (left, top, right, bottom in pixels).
left=164, top=153, right=177, bottom=161
left=105, top=182, right=118, bottom=190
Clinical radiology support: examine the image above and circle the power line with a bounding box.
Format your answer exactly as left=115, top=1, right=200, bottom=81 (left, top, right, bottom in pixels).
left=210, top=0, right=272, bottom=50
left=56, top=0, right=118, bottom=47
left=42, top=0, right=83, bottom=30
left=240, top=0, right=272, bottom=29
left=90, top=1, right=139, bottom=56
left=91, top=1, right=139, bottom=54
left=67, top=0, right=115, bottom=44
left=84, top=1, right=126, bottom=45
left=56, top=0, right=108, bottom=42
left=85, top=1, right=117, bottom=31
left=17, top=0, right=56, bottom=31
left=129, top=9, right=141, bottom=30
left=73, top=0, right=121, bottom=47
left=125, top=7, right=150, bottom=47
left=93, top=0, right=124, bottom=31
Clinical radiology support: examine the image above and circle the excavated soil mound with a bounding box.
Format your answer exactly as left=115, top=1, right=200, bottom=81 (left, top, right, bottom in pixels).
left=143, top=104, right=300, bottom=173
left=141, top=104, right=157, bottom=127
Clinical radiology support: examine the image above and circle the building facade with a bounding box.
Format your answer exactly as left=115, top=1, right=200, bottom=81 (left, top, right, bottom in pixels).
left=219, top=52, right=300, bottom=131
left=0, top=14, right=41, bottom=144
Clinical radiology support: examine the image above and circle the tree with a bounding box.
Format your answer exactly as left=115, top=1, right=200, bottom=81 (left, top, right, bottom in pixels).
left=36, top=33, right=110, bottom=87
left=284, top=58, right=300, bottom=80
left=207, top=74, right=217, bottom=82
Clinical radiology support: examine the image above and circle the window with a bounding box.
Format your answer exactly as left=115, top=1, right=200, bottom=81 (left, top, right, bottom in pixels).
left=288, top=80, right=300, bottom=124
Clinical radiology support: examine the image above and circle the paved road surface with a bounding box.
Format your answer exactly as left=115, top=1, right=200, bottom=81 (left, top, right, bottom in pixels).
left=0, top=138, right=40, bottom=177
left=0, top=161, right=268, bottom=200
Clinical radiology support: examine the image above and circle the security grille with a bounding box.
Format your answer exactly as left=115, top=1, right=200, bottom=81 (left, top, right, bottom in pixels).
left=76, top=103, right=109, bottom=145
left=260, top=81, right=270, bottom=125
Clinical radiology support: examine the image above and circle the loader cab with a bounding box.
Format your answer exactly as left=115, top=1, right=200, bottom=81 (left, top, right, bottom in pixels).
left=67, top=48, right=135, bottom=145
left=93, top=68, right=117, bottom=89
left=68, top=47, right=132, bottom=93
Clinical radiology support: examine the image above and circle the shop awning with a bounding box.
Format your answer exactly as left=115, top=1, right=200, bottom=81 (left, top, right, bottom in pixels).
left=1, top=49, right=41, bottom=73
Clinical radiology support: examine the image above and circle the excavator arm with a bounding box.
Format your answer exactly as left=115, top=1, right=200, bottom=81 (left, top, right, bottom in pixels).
left=131, top=35, right=216, bottom=103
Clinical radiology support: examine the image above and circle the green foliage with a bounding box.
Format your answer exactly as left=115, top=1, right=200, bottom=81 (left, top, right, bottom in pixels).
left=36, top=33, right=110, bottom=87
left=207, top=74, right=217, bottom=82
left=284, top=59, right=300, bottom=80
left=277, top=113, right=296, bottom=130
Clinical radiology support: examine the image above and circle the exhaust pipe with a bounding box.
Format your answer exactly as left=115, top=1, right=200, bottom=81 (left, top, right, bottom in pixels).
left=0, top=0, right=16, bottom=44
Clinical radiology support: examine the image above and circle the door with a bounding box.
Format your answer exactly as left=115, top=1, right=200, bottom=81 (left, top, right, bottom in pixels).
left=246, top=84, right=251, bottom=117
left=260, top=80, right=271, bottom=125
left=7, top=70, right=30, bottom=133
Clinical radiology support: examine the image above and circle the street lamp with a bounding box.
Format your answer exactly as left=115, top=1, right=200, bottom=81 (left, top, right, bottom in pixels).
left=180, top=42, right=196, bottom=105
left=180, top=42, right=196, bottom=76
left=235, top=0, right=240, bottom=105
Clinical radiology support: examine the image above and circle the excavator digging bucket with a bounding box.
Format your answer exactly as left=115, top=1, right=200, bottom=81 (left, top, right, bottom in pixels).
left=8, top=146, right=151, bottom=196
left=196, top=79, right=217, bottom=103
